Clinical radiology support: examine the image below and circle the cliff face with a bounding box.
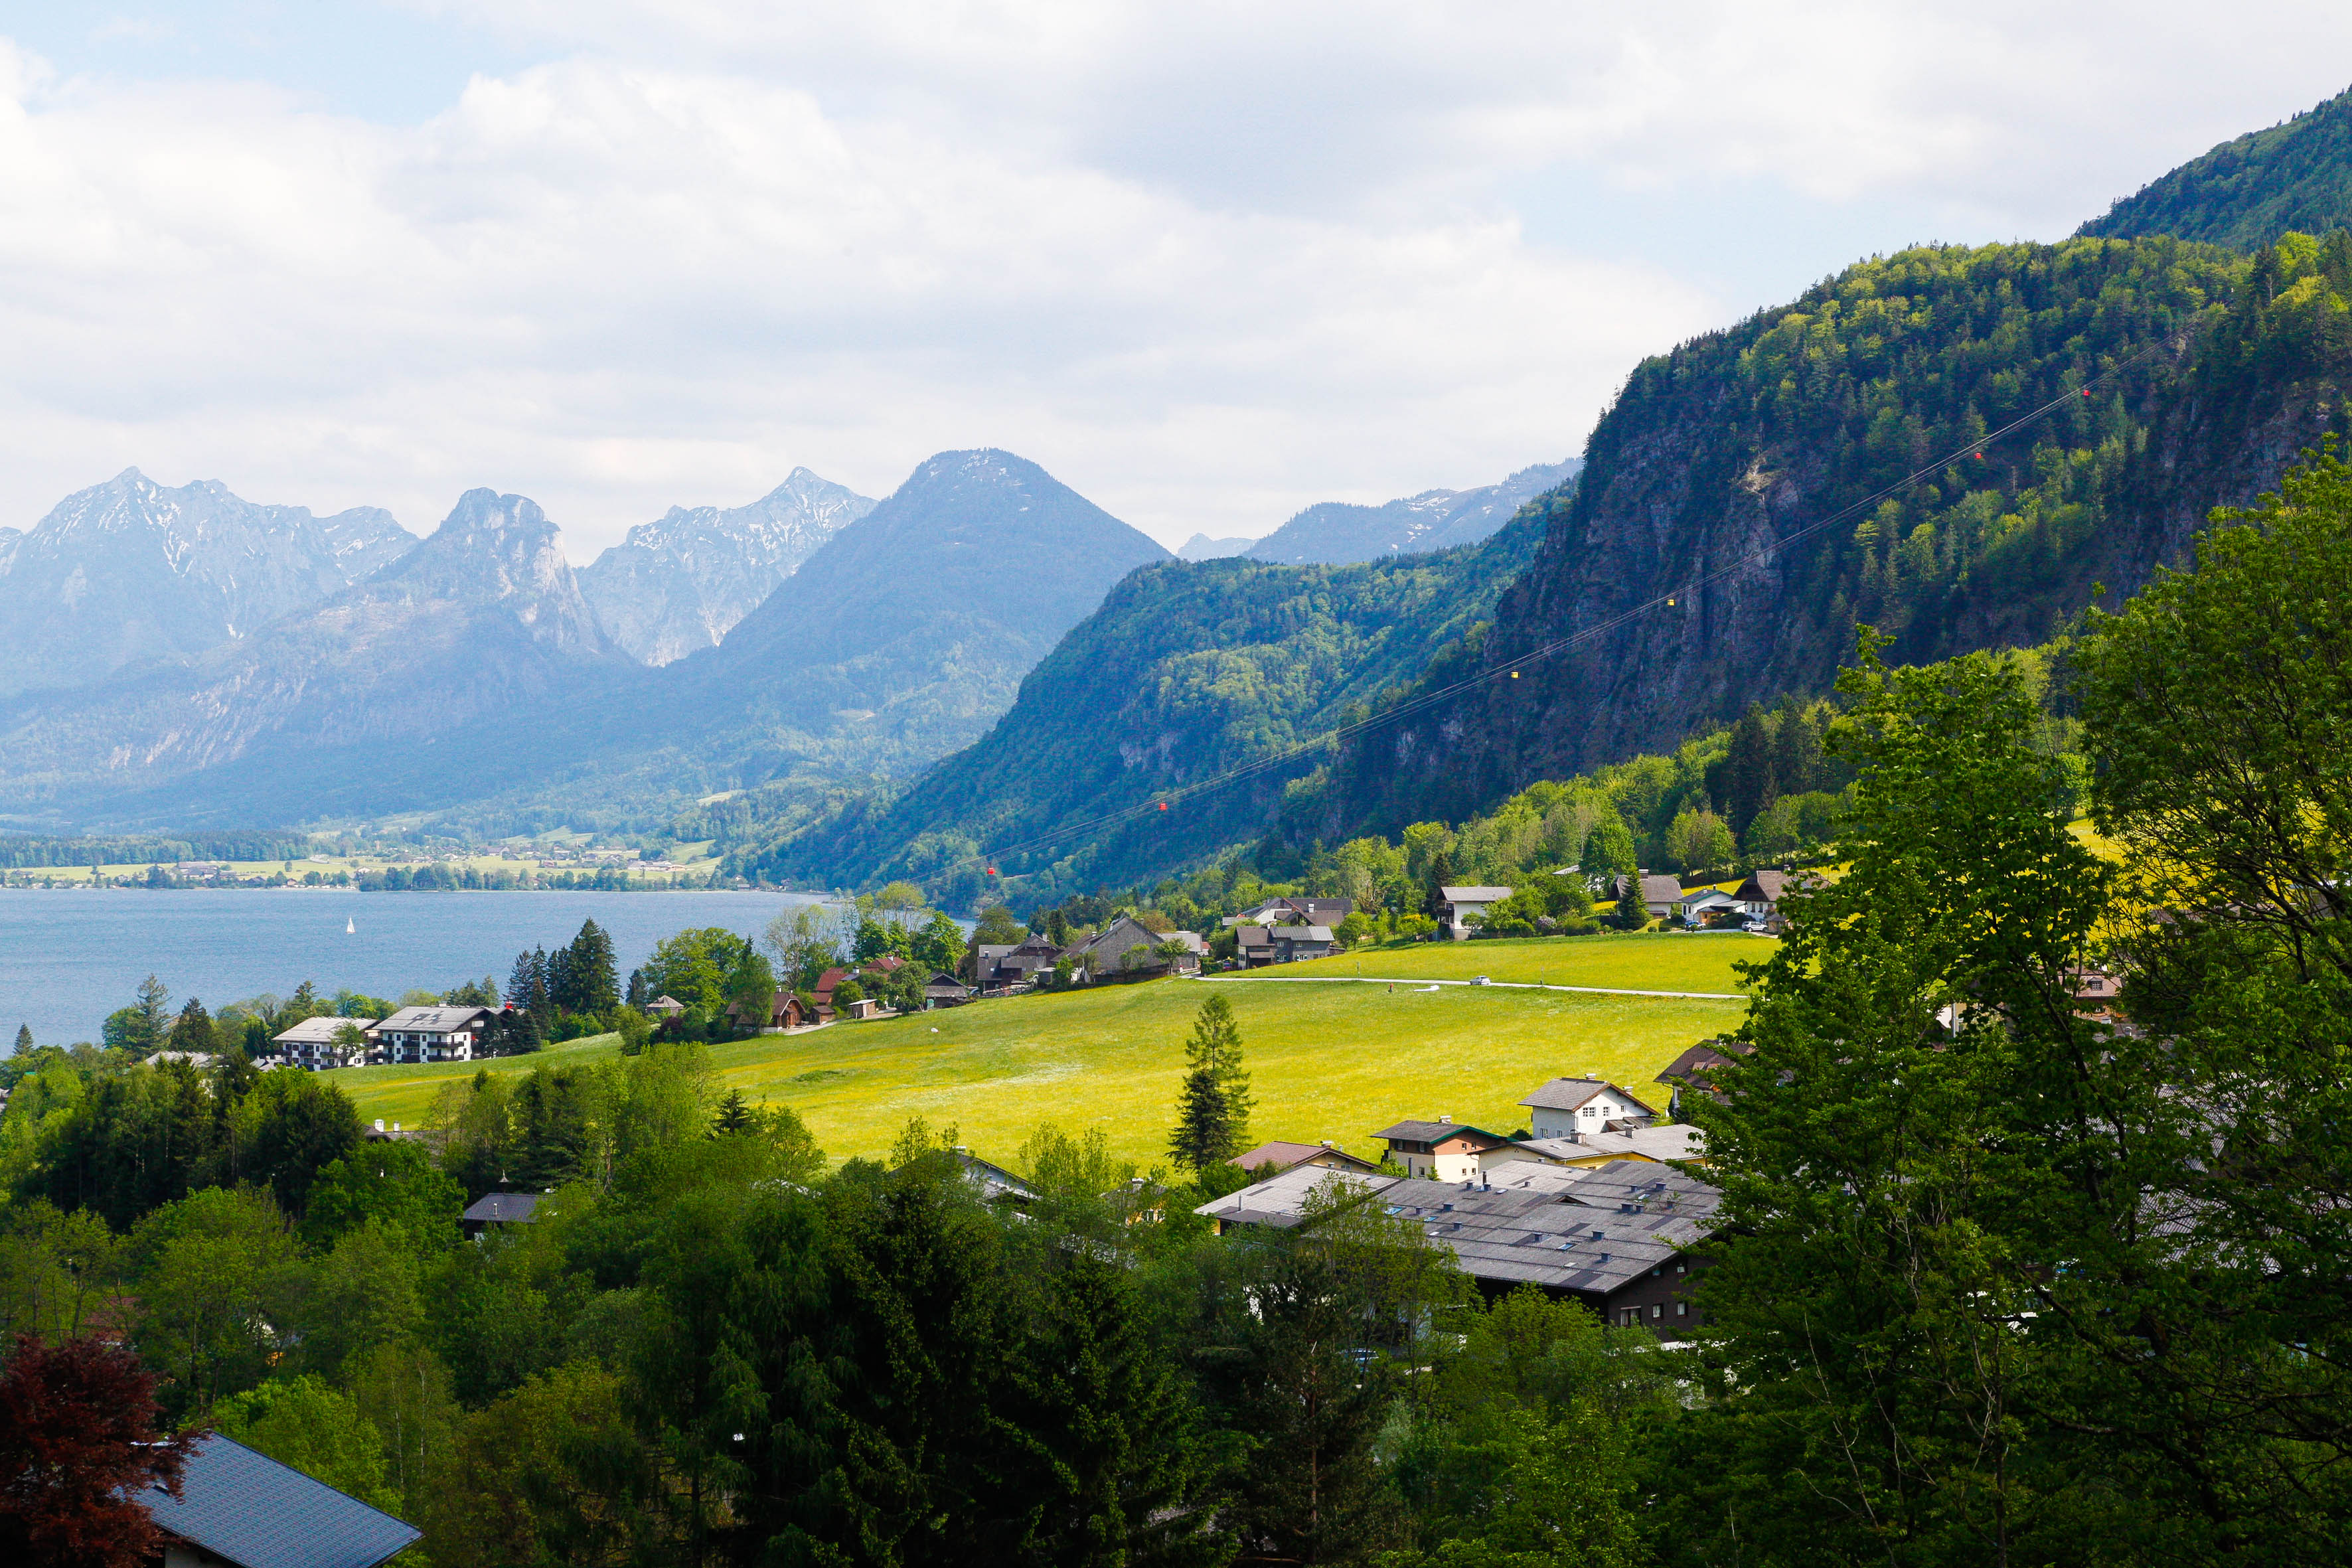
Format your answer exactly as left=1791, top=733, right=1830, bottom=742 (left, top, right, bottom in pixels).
left=1302, top=235, right=2352, bottom=840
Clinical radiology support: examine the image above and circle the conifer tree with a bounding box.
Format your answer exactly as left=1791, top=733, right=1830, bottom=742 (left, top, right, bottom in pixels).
left=712, top=1088, right=755, bottom=1137
left=12, top=1024, right=29, bottom=1055
left=1168, top=994, right=1251, bottom=1168
left=562, top=919, right=620, bottom=1015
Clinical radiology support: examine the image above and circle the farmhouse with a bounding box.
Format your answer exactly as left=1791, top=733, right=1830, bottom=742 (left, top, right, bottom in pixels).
left=365, top=1004, right=493, bottom=1065
left=1438, top=885, right=1514, bottom=939
left=1517, top=1075, right=1660, bottom=1138
left=1373, top=1118, right=1520, bottom=1180
left=461, top=1191, right=542, bottom=1237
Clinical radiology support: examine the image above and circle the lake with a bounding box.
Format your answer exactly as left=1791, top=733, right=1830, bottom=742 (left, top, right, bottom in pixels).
left=0, top=888, right=842, bottom=1046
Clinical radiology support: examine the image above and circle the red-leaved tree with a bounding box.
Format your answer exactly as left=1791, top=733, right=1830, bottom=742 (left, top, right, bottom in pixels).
left=0, top=1333, right=198, bottom=1567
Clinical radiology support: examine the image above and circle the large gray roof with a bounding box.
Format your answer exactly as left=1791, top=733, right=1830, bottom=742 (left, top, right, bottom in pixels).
left=139, top=1434, right=419, bottom=1568
left=271, top=1016, right=373, bottom=1044
left=462, top=1192, right=542, bottom=1223
left=1195, top=1161, right=1720, bottom=1297
left=1439, top=885, right=1514, bottom=902
left=370, top=1004, right=491, bottom=1033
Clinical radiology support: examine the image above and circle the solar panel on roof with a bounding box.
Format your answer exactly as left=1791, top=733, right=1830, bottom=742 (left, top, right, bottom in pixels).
left=138, top=1435, right=418, bottom=1568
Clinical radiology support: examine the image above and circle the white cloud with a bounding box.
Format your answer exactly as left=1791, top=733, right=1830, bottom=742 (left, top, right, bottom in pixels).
left=1, top=7, right=2350, bottom=553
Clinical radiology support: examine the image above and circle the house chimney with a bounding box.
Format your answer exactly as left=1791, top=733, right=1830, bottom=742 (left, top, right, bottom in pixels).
left=374, top=1119, right=385, bottom=1132
left=1439, top=1113, right=1451, bottom=1123
left=392, top=1122, right=400, bottom=1132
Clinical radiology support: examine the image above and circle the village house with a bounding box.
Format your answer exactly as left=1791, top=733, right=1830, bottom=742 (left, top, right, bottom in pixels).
left=1227, top=896, right=1354, bottom=928
left=924, top=972, right=975, bottom=1006
left=1676, top=888, right=1741, bottom=925
left=1438, top=885, right=1514, bottom=939
left=137, top=1433, right=420, bottom=1568
left=1230, top=1139, right=1386, bottom=1178
left=1638, top=874, right=1685, bottom=917
left=1733, top=868, right=1793, bottom=916
left=1196, top=1160, right=1721, bottom=1338
left=461, top=1191, right=542, bottom=1237
left=1373, top=1118, right=1522, bottom=1180
left=1073, top=915, right=1202, bottom=979
left=1517, top=1075, right=1660, bottom=1139
left=270, top=1015, right=373, bottom=1071
left=1656, top=1039, right=1753, bottom=1116
left=1236, top=921, right=1336, bottom=966
left=365, top=1004, right=493, bottom=1065
left=974, top=935, right=1061, bottom=990
left=645, top=994, right=688, bottom=1020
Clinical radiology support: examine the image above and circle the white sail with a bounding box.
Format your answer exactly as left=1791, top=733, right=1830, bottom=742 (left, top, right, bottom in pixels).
left=346, top=916, right=355, bottom=934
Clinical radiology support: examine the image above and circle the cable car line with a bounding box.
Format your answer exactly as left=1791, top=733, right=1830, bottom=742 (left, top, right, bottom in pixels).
left=955, top=343, right=2162, bottom=881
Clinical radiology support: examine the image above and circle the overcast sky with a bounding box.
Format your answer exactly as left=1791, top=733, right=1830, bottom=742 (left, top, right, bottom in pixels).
left=1, top=3, right=2348, bottom=556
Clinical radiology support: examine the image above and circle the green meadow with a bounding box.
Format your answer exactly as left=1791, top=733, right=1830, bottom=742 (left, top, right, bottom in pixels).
left=1259, top=930, right=1764, bottom=992
left=328, top=933, right=1763, bottom=1170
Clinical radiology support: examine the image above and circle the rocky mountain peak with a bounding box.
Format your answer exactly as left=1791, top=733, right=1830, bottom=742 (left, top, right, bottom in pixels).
left=578, top=467, right=878, bottom=665
left=372, top=489, right=609, bottom=653
left=0, top=469, right=416, bottom=697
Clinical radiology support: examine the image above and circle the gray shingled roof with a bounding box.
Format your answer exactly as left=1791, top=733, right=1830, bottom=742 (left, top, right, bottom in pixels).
left=139, top=1434, right=419, bottom=1568
left=370, top=1004, right=491, bottom=1033
left=1439, top=886, right=1514, bottom=902
left=1518, top=1076, right=1658, bottom=1115
left=462, top=1192, right=542, bottom=1224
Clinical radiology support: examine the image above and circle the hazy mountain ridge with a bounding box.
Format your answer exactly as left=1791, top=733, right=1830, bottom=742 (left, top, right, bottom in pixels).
left=0, top=451, right=1174, bottom=834
left=576, top=468, right=876, bottom=665
left=0, top=489, right=628, bottom=826
left=0, top=468, right=416, bottom=698
left=1243, top=459, right=1578, bottom=565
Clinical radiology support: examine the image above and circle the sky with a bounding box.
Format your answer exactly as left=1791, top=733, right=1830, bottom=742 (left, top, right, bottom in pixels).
left=1, top=3, right=2348, bottom=557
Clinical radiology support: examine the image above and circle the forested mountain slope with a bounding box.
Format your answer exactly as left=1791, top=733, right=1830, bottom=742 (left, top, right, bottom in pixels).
left=2081, top=81, right=2352, bottom=248
left=706, top=506, right=1553, bottom=902
left=1296, top=232, right=2352, bottom=841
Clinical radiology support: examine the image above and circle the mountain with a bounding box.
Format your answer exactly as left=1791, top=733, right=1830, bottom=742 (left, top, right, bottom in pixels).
left=720, top=505, right=1555, bottom=903
left=576, top=468, right=876, bottom=665
left=0, top=468, right=414, bottom=697
left=1177, top=534, right=1254, bottom=560
left=0, top=489, right=626, bottom=827
left=2081, top=82, right=2352, bottom=249
left=659, top=449, right=1173, bottom=778
left=1244, top=460, right=1579, bottom=565
left=1293, top=232, right=2352, bottom=842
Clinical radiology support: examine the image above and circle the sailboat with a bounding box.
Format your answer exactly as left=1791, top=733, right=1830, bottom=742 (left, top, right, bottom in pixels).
left=346, top=916, right=355, bottom=935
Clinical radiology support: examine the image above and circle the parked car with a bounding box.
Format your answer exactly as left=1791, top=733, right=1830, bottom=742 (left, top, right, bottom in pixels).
left=1470, top=975, right=1493, bottom=986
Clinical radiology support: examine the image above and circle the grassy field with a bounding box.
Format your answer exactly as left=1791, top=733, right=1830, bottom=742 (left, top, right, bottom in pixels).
left=1255, top=931, right=1764, bottom=992
left=329, top=947, right=1751, bottom=1172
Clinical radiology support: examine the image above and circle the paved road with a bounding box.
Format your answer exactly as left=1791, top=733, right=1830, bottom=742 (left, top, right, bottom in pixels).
left=1195, top=975, right=1745, bottom=1001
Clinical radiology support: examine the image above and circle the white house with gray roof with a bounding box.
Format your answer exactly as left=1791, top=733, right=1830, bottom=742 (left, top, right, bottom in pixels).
left=1518, top=1075, right=1659, bottom=1139
left=366, top=1004, right=494, bottom=1065
left=271, top=1014, right=376, bottom=1071
left=1438, top=885, right=1514, bottom=939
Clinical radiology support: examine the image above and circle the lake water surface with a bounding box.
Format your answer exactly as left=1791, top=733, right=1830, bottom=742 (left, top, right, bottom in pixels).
left=0, top=888, right=838, bottom=1046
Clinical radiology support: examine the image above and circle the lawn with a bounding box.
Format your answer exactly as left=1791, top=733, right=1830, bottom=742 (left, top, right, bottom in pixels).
left=327, top=971, right=1747, bottom=1173
left=1255, top=931, right=1766, bottom=993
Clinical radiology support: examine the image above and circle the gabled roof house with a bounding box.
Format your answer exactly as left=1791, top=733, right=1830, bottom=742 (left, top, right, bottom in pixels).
left=137, top=1433, right=420, bottom=1568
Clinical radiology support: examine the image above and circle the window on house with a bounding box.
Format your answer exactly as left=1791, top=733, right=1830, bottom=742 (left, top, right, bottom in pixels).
left=1676, top=1302, right=1687, bottom=1316
left=1650, top=1304, right=1662, bottom=1318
